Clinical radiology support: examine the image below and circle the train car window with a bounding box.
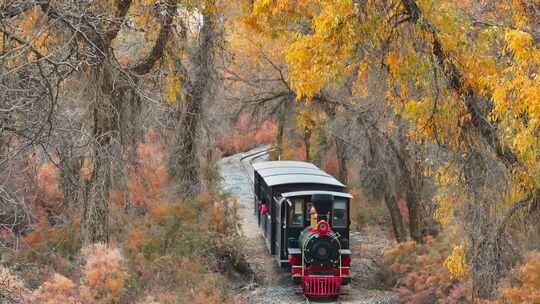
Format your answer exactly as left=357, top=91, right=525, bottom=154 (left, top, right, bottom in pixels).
left=289, top=199, right=304, bottom=226
left=332, top=200, right=347, bottom=228
left=305, top=201, right=313, bottom=225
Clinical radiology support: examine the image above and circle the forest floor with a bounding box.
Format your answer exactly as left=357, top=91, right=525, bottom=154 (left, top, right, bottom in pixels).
left=218, top=146, right=396, bottom=304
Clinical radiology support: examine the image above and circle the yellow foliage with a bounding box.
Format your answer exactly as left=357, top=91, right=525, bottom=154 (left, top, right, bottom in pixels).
left=385, top=52, right=400, bottom=77
left=444, top=244, right=469, bottom=279
left=433, top=163, right=467, bottom=227
left=164, top=54, right=185, bottom=104
left=296, top=109, right=317, bottom=130
left=505, top=30, right=534, bottom=62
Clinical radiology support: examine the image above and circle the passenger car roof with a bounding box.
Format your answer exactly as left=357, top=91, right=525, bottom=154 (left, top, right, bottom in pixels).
left=252, top=161, right=318, bottom=170
left=253, top=161, right=345, bottom=187
left=281, top=190, right=352, bottom=199
left=256, top=167, right=330, bottom=177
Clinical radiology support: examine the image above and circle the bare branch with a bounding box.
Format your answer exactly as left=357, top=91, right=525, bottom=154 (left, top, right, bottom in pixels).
left=104, top=0, right=133, bottom=47
left=130, top=0, right=176, bottom=75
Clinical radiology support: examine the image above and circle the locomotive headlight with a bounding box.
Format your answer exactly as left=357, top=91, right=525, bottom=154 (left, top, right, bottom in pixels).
left=316, top=220, right=330, bottom=235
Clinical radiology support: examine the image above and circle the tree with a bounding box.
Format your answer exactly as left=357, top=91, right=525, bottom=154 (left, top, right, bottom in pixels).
left=246, top=0, right=540, bottom=297
left=168, top=1, right=219, bottom=196
left=1, top=0, right=178, bottom=244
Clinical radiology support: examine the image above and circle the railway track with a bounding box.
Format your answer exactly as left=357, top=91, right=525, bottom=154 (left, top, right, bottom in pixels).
left=239, top=145, right=275, bottom=184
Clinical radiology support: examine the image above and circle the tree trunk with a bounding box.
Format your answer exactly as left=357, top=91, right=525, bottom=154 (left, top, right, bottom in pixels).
left=168, top=8, right=215, bottom=197
left=58, top=142, right=82, bottom=212
left=304, top=128, right=311, bottom=161
left=466, top=203, right=506, bottom=299
left=169, top=91, right=201, bottom=196
left=405, top=189, right=422, bottom=242
left=385, top=192, right=408, bottom=243
left=82, top=61, right=117, bottom=245
left=335, top=137, right=348, bottom=184
left=276, top=101, right=286, bottom=159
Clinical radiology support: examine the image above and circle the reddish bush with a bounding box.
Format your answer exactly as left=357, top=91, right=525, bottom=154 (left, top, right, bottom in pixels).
left=218, top=113, right=277, bottom=155
left=383, top=237, right=471, bottom=303
left=397, top=198, right=409, bottom=225
left=28, top=244, right=128, bottom=304
left=126, top=141, right=168, bottom=208
left=20, top=215, right=81, bottom=271
left=80, top=244, right=127, bottom=303
left=276, top=137, right=306, bottom=161
left=486, top=251, right=540, bottom=304
left=23, top=158, right=64, bottom=219
left=36, top=163, right=64, bottom=206
left=322, top=154, right=339, bottom=178
left=30, top=273, right=80, bottom=304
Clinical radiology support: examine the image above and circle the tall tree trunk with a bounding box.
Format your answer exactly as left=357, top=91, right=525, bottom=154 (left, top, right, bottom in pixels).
left=335, top=137, right=348, bottom=184
left=82, top=61, right=117, bottom=245
left=168, top=7, right=215, bottom=196
left=121, top=86, right=143, bottom=165
left=58, top=141, right=83, bottom=212
left=169, top=91, right=201, bottom=196
left=467, top=203, right=506, bottom=299
left=361, top=117, right=409, bottom=243
left=276, top=101, right=286, bottom=159
left=405, top=188, right=421, bottom=242
left=385, top=192, right=408, bottom=243
left=304, top=128, right=311, bottom=161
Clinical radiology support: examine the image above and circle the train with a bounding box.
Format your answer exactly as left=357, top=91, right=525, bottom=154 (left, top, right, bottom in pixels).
left=253, top=161, right=351, bottom=298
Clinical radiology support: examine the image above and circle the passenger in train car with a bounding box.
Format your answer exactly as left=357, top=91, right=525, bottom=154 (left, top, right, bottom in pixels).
left=309, top=205, right=317, bottom=227
left=289, top=198, right=304, bottom=226
left=260, top=203, right=268, bottom=215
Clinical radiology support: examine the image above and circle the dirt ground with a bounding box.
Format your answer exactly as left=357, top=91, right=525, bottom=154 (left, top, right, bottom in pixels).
left=218, top=147, right=396, bottom=304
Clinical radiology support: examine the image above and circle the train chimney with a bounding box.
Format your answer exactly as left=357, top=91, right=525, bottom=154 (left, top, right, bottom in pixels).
left=311, top=194, right=333, bottom=222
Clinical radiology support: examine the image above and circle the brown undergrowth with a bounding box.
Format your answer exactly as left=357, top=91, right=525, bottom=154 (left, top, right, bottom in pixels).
left=0, top=135, right=252, bottom=303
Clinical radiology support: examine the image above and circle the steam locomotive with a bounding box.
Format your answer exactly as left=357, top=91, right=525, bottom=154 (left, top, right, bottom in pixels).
left=253, top=161, right=351, bottom=297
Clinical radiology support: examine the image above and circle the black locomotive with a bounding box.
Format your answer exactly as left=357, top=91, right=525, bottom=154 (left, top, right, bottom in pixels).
left=253, top=161, right=351, bottom=297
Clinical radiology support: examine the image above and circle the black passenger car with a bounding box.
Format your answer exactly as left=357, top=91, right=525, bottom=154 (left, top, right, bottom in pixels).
left=253, top=161, right=352, bottom=297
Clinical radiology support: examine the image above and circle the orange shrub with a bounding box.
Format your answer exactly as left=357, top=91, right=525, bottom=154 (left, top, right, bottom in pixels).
left=383, top=237, right=471, bottom=303
left=218, top=113, right=277, bottom=156
left=119, top=190, right=246, bottom=302
left=278, top=137, right=306, bottom=161
left=24, top=158, right=64, bottom=218
left=28, top=245, right=128, bottom=304
left=254, top=120, right=277, bottom=144
left=322, top=154, right=339, bottom=178
left=186, top=276, right=234, bottom=304
left=36, top=163, right=64, bottom=208
left=80, top=244, right=127, bottom=303
left=19, top=216, right=81, bottom=273
left=30, top=273, right=80, bottom=304
left=79, top=159, right=92, bottom=182
left=490, top=251, right=540, bottom=304
left=126, top=140, right=168, bottom=208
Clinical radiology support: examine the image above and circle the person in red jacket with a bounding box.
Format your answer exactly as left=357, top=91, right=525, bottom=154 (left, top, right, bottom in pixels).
left=260, top=203, right=269, bottom=215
